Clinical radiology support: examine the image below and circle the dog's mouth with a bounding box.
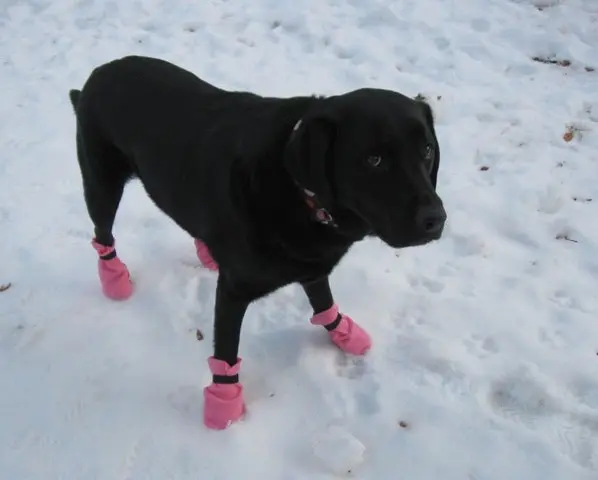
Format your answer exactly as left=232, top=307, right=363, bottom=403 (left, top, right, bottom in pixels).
left=368, top=213, right=445, bottom=249
left=348, top=198, right=446, bottom=249
left=377, top=230, right=441, bottom=249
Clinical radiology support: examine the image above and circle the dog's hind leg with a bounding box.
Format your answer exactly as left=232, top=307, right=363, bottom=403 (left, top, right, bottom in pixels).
left=302, top=277, right=372, bottom=355
left=75, top=123, right=134, bottom=301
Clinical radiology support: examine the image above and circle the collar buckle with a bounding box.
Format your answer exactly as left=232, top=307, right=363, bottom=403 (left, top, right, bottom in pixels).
left=303, top=188, right=337, bottom=228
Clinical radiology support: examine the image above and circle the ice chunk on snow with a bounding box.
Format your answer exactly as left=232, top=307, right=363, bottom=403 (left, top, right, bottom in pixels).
left=311, top=425, right=366, bottom=475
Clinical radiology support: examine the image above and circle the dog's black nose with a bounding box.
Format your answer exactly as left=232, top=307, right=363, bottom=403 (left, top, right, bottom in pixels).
left=416, top=205, right=446, bottom=235
left=422, top=214, right=445, bottom=233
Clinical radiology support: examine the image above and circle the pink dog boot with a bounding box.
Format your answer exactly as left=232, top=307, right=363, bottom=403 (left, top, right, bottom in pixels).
left=195, top=239, right=218, bottom=272
left=203, top=357, right=245, bottom=430
left=91, top=240, right=133, bottom=301
left=310, top=304, right=372, bottom=355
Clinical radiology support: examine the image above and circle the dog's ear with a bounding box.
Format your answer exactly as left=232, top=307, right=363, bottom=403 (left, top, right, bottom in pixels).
left=284, top=114, right=337, bottom=208
left=415, top=97, right=440, bottom=189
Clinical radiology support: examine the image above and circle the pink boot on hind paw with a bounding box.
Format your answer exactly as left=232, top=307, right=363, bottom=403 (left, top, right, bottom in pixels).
left=91, top=240, right=133, bottom=301
left=311, top=304, right=372, bottom=355
left=203, top=357, right=246, bottom=430
left=195, top=239, right=218, bottom=271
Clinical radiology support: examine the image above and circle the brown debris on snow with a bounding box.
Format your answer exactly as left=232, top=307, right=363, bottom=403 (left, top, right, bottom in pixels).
left=563, top=126, right=574, bottom=142
left=532, top=56, right=571, bottom=67
left=556, top=233, right=578, bottom=243
left=563, top=124, right=589, bottom=143
left=531, top=56, right=594, bottom=73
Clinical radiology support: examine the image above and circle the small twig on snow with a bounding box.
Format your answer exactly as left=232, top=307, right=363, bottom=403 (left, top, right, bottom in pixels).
left=556, top=233, right=578, bottom=243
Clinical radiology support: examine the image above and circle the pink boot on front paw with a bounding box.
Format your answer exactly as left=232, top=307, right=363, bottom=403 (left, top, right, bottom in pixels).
left=203, top=357, right=245, bottom=430
left=195, top=239, right=218, bottom=271
left=311, top=304, right=372, bottom=355
left=91, top=240, right=133, bottom=301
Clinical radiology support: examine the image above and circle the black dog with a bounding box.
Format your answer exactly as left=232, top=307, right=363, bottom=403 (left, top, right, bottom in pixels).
left=68, top=55, right=446, bottom=430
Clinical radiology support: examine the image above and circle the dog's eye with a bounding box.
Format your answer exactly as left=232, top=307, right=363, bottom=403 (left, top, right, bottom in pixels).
left=366, top=155, right=383, bottom=168
left=424, top=144, right=434, bottom=161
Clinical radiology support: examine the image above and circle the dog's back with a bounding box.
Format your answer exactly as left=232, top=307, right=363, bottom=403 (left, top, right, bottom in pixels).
left=74, top=56, right=228, bottom=154
left=68, top=55, right=316, bottom=254
left=71, top=57, right=254, bottom=236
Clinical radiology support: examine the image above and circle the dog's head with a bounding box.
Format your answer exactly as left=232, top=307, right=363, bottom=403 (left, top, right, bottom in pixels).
left=284, top=88, right=446, bottom=249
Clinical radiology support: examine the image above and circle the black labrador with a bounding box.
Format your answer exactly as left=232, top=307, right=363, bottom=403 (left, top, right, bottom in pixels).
left=67, top=55, right=446, bottom=430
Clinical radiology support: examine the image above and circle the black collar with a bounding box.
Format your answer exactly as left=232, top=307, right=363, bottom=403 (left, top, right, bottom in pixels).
left=290, top=119, right=338, bottom=229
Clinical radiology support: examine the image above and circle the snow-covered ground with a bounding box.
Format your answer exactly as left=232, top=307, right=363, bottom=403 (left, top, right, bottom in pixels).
left=1, top=0, right=598, bottom=478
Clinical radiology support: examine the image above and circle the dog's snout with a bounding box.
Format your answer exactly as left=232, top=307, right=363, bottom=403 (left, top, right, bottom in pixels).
left=416, top=204, right=446, bottom=236
left=422, top=214, right=444, bottom=234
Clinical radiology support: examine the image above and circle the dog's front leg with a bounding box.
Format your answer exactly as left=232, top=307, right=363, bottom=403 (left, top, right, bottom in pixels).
left=301, top=276, right=372, bottom=356
left=203, top=275, right=248, bottom=430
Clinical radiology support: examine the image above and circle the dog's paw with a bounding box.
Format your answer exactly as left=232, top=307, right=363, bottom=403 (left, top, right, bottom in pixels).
left=329, top=314, right=372, bottom=356
left=92, top=240, right=134, bottom=300
left=311, top=305, right=372, bottom=355
left=203, top=356, right=245, bottom=430
left=203, top=383, right=246, bottom=430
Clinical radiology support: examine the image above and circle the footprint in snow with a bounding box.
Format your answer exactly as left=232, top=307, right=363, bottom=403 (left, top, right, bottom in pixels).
left=0, top=206, right=8, bottom=222
left=568, top=378, right=598, bottom=411
left=450, top=233, right=486, bottom=257
left=470, top=18, right=491, bottom=33
left=0, top=323, right=46, bottom=352
left=61, top=383, right=103, bottom=426
left=487, top=370, right=598, bottom=470
left=537, top=185, right=565, bottom=214
left=335, top=354, right=380, bottom=416
left=463, top=333, right=499, bottom=359
left=167, top=385, right=204, bottom=422
left=488, top=373, right=560, bottom=427
left=160, top=269, right=215, bottom=337
left=434, top=36, right=450, bottom=51
left=120, top=437, right=142, bottom=480
left=66, top=228, right=90, bottom=240
left=421, top=277, right=445, bottom=293
left=335, top=354, right=367, bottom=380
left=537, top=326, right=566, bottom=349
left=406, top=274, right=445, bottom=293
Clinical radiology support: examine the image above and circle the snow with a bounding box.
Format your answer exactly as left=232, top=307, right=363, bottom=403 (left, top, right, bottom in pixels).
left=1, top=0, right=598, bottom=478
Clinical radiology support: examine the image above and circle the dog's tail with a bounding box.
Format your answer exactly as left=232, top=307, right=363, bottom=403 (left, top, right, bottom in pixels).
left=68, top=89, right=81, bottom=114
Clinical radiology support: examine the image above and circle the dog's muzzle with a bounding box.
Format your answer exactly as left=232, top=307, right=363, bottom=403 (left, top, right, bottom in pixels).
left=415, top=202, right=446, bottom=239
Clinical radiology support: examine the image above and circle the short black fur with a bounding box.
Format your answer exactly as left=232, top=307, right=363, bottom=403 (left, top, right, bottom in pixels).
left=68, top=55, right=446, bottom=375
